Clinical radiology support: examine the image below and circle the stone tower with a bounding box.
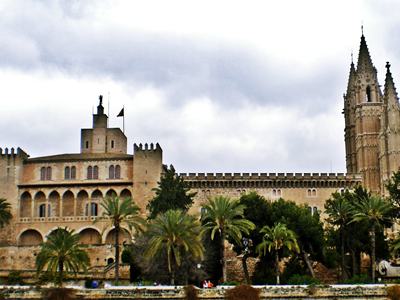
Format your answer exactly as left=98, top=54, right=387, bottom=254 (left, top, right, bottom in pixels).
left=81, top=95, right=127, bottom=154
left=344, top=33, right=400, bottom=194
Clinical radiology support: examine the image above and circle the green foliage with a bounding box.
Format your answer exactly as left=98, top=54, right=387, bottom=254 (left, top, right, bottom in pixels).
left=201, top=230, right=222, bottom=285
left=121, top=246, right=143, bottom=282
left=286, top=274, right=321, bottom=285
left=201, top=196, right=255, bottom=282
left=7, top=270, right=24, bottom=285
left=225, top=284, right=260, bottom=300
left=0, top=198, right=12, bottom=228
left=340, top=274, right=371, bottom=284
left=386, top=171, right=400, bottom=209
left=97, top=196, right=144, bottom=283
left=36, top=227, right=90, bottom=286
left=237, top=194, right=325, bottom=283
left=145, top=209, right=204, bottom=284
left=147, top=165, right=196, bottom=219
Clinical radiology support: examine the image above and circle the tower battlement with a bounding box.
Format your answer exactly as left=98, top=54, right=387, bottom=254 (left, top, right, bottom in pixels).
left=133, top=143, right=162, bottom=152
left=0, top=147, right=29, bottom=160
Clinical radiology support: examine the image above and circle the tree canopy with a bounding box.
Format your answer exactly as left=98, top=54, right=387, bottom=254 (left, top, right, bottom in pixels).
left=147, top=165, right=196, bottom=219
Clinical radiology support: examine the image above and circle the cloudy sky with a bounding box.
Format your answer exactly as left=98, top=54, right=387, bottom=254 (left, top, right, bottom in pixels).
left=1, top=0, right=400, bottom=173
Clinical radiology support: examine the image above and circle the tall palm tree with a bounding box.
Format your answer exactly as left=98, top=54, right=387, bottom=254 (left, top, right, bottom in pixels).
left=324, top=192, right=353, bottom=280
left=36, top=227, right=90, bottom=286
left=0, top=198, right=12, bottom=228
left=144, top=209, right=204, bottom=285
left=351, top=195, right=393, bottom=283
left=257, top=222, right=299, bottom=284
left=98, top=196, right=144, bottom=283
left=201, top=196, right=255, bottom=282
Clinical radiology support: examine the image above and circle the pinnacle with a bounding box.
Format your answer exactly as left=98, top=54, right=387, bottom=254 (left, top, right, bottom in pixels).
left=384, top=61, right=399, bottom=102
left=356, top=34, right=375, bottom=72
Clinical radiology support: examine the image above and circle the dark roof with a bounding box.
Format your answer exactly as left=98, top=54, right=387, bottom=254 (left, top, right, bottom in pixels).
left=26, top=153, right=133, bottom=163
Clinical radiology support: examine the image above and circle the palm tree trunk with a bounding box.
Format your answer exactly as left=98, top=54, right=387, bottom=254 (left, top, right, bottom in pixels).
left=115, top=225, right=120, bottom=284
left=340, top=230, right=346, bottom=280
left=242, top=253, right=250, bottom=284
left=371, top=226, right=376, bottom=283
left=302, top=250, right=315, bottom=278
left=221, top=230, right=226, bottom=283
left=275, top=252, right=280, bottom=285
left=58, top=259, right=64, bottom=287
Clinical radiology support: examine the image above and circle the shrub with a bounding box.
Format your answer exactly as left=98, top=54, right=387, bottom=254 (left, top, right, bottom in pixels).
left=388, top=285, right=400, bottom=300
left=340, top=274, right=371, bottom=284
left=184, top=285, right=198, bottom=300
left=287, top=274, right=321, bottom=285
left=219, top=281, right=239, bottom=286
left=42, top=288, right=77, bottom=300
left=84, top=279, right=92, bottom=288
left=225, top=285, right=260, bottom=300
left=7, top=270, right=24, bottom=285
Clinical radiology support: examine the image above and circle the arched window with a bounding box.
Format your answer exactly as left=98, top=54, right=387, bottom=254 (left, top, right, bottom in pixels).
left=87, top=166, right=93, bottom=179
left=93, top=166, right=99, bottom=179
left=90, top=203, right=98, bottom=216
left=307, top=189, right=311, bottom=197
left=71, top=166, right=76, bottom=179
left=115, top=165, right=121, bottom=179
left=64, top=167, right=70, bottom=180
left=46, top=167, right=52, bottom=180
left=312, top=189, right=317, bottom=197
left=366, top=86, right=372, bottom=102
left=313, top=206, right=318, bottom=215
left=40, top=167, right=46, bottom=180
left=39, top=204, right=46, bottom=218
left=109, top=165, right=115, bottom=179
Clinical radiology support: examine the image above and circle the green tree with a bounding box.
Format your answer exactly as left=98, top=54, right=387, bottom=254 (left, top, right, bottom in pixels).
left=386, top=171, right=400, bottom=209
left=257, top=222, right=299, bottom=284
left=98, top=196, right=144, bottom=283
left=144, top=209, right=204, bottom=285
left=351, top=195, right=394, bottom=282
left=147, top=165, right=196, bottom=219
left=36, top=227, right=90, bottom=286
left=324, top=191, right=354, bottom=280
left=201, top=196, right=255, bottom=282
left=0, top=198, right=12, bottom=228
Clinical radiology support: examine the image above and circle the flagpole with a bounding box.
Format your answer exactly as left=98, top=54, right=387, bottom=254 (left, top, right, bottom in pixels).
left=123, top=105, right=125, bottom=134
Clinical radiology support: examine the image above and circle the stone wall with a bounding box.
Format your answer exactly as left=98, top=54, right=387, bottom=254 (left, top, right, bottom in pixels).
left=0, top=284, right=392, bottom=299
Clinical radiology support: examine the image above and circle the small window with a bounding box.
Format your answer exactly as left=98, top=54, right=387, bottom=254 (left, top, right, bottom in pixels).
left=307, top=189, right=311, bottom=197
left=115, top=165, right=121, bottom=179
left=64, top=167, right=70, bottom=180
left=91, top=203, right=98, bottom=216
left=312, top=189, right=317, bottom=197
left=71, top=166, right=76, bottom=179
left=39, top=204, right=46, bottom=218
left=313, top=206, right=318, bottom=215
left=93, top=166, right=99, bottom=179
left=87, top=166, right=93, bottom=179
left=85, top=141, right=89, bottom=149
left=366, top=86, right=372, bottom=102
left=46, top=167, right=52, bottom=180
left=111, top=140, right=115, bottom=148
left=48, top=204, right=51, bottom=217
left=40, top=167, right=46, bottom=180
left=109, top=165, right=115, bottom=179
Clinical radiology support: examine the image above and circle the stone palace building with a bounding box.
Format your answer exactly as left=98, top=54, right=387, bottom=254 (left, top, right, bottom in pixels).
left=0, top=33, right=398, bottom=278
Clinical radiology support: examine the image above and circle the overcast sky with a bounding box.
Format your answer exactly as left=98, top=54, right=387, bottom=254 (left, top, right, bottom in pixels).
left=1, top=0, right=400, bottom=173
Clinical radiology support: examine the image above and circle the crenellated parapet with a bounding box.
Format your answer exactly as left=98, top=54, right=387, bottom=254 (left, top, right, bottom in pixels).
left=0, top=147, right=29, bottom=163
left=180, top=172, right=362, bottom=189
left=133, top=143, right=162, bottom=152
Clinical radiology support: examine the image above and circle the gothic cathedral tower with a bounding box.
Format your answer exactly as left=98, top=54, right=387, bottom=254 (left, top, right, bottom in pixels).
left=344, top=32, right=400, bottom=194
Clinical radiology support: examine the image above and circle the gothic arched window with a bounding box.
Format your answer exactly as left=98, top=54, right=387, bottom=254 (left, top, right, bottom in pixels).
left=109, top=165, right=115, bottom=179
left=71, top=166, right=76, bottom=179
left=64, top=167, right=70, bottom=180
left=93, top=166, right=99, bottom=179
left=366, top=86, right=372, bottom=102
left=87, top=166, right=93, bottom=179
left=46, top=167, right=52, bottom=180
left=39, top=204, right=46, bottom=218
left=115, top=165, right=121, bottom=179
left=40, top=167, right=46, bottom=180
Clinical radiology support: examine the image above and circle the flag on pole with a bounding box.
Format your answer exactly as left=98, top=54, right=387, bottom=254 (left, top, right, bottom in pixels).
left=117, top=108, right=124, bottom=117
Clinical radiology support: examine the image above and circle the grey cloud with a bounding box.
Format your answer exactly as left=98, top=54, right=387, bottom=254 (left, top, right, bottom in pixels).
left=0, top=1, right=346, bottom=115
